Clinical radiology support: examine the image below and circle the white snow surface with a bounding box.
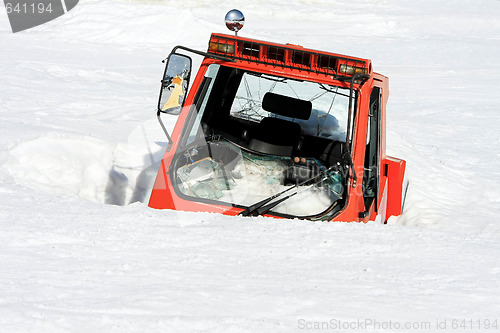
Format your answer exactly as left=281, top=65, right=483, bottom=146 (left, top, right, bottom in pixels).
left=1, top=0, right=500, bottom=332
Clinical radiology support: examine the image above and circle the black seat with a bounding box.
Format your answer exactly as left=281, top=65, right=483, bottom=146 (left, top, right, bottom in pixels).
left=249, top=117, right=302, bottom=155
left=320, top=140, right=346, bottom=167
left=247, top=92, right=312, bottom=156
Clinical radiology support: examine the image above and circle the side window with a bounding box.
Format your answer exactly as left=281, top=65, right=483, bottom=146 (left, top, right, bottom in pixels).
left=363, top=87, right=381, bottom=212
left=184, top=64, right=219, bottom=146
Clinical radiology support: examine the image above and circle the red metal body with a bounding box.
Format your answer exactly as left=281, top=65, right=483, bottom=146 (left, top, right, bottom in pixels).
left=149, top=33, right=407, bottom=223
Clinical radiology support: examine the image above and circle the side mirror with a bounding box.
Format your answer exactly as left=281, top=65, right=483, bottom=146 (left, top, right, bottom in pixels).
left=158, top=53, right=192, bottom=115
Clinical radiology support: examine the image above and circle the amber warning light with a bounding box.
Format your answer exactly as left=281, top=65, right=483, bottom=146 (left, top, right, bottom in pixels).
left=209, top=41, right=236, bottom=54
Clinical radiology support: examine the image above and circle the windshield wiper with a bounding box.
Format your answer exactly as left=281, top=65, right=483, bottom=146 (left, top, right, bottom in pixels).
left=239, top=165, right=339, bottom=217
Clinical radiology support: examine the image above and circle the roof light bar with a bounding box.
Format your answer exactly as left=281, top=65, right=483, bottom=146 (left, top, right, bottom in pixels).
left=207, top=34, right=372, bottom=79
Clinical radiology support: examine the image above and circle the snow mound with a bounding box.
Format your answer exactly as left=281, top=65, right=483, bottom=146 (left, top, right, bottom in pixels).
left=6, top=134, right=116, bottom=203
left=5, top=120, right=166, bottom=206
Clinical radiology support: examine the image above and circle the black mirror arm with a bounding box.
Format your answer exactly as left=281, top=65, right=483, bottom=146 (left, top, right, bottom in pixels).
left=157, top=111, right=173, bottom=152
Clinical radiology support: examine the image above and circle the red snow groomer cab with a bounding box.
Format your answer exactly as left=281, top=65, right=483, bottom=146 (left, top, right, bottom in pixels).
left=149, top=10, right=407, bottom=223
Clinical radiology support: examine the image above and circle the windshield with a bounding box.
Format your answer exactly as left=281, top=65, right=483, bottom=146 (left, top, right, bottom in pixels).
left=170, top=64, right=354, bottom=218
left=231, top=71, right=350, bottom=142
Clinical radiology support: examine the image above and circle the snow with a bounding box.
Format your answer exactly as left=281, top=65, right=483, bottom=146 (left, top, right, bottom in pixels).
left=1, top=0, right=500, bottom=331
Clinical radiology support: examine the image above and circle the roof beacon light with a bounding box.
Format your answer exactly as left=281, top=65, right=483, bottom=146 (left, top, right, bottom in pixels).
left=225, top=9, right=244, bottom=36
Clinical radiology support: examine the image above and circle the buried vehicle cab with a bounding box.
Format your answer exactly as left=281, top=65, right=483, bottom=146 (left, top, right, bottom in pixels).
left=149, top=11, right=407, bottom=222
